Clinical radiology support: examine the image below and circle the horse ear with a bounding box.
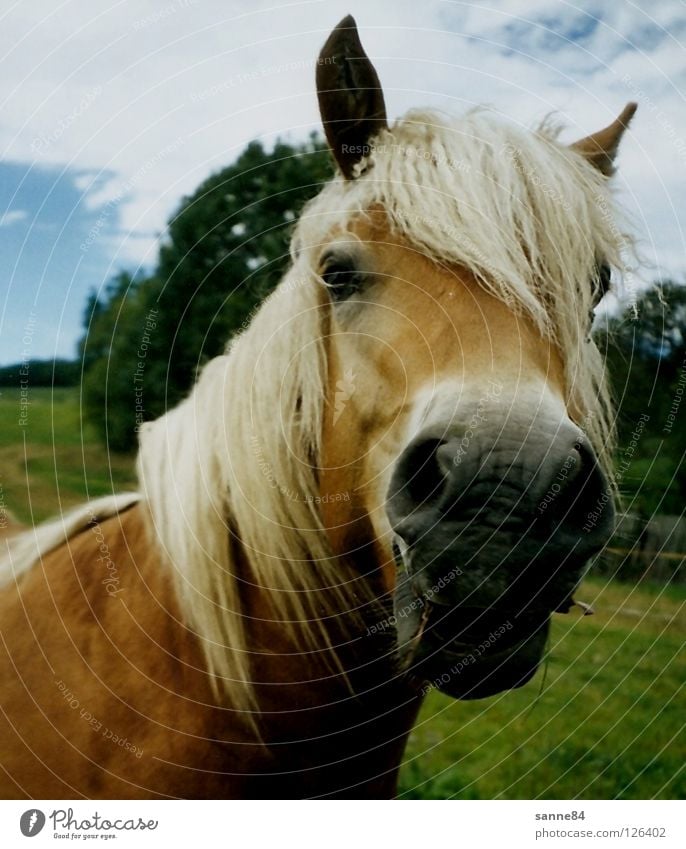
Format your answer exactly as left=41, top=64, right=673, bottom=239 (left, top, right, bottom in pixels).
left=316, top=15, right=388, bottom=179
left=571, top=102, right=637, bottom=176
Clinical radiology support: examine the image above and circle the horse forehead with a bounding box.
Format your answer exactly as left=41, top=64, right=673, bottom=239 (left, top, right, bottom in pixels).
left=328, top=209, right=561, bottom=385
left=345, top=209, right=437, bottom=275
left=338, top=213, right=533, bottom=340
left=326, top=219, right=436, bottom=309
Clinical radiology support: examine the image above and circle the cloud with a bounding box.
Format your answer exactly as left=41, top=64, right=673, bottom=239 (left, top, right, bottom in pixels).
left=0, top=209, right=29, bottom=227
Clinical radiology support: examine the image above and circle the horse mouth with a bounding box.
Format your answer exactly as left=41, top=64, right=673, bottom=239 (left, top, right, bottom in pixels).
left=403, top=600, right=552, bottom=699
left=390, top=533, right=592, bottom=699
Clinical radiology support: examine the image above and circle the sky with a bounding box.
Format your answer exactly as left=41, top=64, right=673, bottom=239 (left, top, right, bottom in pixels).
left=1, top=0, right=684, bottom=364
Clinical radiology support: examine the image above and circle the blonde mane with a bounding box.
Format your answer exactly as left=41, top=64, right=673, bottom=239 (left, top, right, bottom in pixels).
left=4, top=108, right=631, bottom=718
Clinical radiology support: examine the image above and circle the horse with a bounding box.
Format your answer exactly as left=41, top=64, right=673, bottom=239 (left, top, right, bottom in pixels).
left=0, top=16, right=636, bottom=799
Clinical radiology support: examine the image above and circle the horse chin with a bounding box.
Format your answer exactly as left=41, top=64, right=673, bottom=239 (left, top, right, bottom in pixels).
left=393, top=573, right=554, bottom=700
left=412, top=612, right=551, bottom=700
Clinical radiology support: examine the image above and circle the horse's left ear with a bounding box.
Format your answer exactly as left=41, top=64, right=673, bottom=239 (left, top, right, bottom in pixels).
left=571, top=102, right=637, bottom=176
left=316, top=15, right=388, bottom=179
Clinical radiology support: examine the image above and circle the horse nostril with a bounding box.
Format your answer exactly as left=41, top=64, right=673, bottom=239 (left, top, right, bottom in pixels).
left=551, top=442, right=584, bottom=496
left=539, top=439, right=610, bottom=533
left=387, top=426, right=614, bottom=551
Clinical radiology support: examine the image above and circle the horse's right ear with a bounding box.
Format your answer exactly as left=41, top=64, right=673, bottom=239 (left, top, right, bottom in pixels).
left=571, top=102, right=637, bottom=176
left=316, top=15, right=388, bottom=179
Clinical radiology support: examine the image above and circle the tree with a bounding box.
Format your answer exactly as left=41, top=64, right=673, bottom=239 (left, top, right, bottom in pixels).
left=596, top=281, right=686, bottom=515
left=0, top=359, right=79, bottom=387
left=81, top=271, right=150, bottom=451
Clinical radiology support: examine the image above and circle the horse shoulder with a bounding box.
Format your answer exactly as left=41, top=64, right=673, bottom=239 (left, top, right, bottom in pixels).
left=0, top=504, right=261, bottom=798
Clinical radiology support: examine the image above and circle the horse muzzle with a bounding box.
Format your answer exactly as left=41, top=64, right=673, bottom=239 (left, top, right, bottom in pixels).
left=386, top=418, right=615, bottom=699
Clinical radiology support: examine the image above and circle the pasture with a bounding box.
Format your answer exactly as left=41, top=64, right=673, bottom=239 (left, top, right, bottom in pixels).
left=1, top=387, right=684, bottom=799
left=401, top=576, right=685, bottom=799
left=0, top=386, right=136, bottom=524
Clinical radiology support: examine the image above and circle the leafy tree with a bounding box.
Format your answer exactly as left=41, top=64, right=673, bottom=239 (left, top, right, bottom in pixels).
left=80, top=270, right=150, bottom=451
left=596, top=281, right=686, bottom=515
left=0, top=359, right=79, bottom=387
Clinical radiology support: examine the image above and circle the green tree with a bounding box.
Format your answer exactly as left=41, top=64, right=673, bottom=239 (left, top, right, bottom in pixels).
left=0, top=359, right=79, bottom=387
left=596, top=281, right=686, bottom=515
left=81, top=270, right=150, bottom=451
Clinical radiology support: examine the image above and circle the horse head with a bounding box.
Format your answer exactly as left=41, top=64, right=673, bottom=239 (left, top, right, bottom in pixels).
left=310, top=15, right=634, bottom=700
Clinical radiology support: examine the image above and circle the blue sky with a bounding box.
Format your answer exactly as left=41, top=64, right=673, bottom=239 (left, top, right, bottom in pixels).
left=1, top=0, right=685, bottom=364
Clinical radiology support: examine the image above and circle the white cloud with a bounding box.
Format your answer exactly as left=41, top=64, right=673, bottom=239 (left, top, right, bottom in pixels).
left=0, top=209, right=29, bottom=227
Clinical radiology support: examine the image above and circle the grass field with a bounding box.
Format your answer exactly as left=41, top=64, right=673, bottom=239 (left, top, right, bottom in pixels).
left=399, top=577, right=685, bottom=798
left=0, top=386, right=136, bottom=523
left=0, top=386, right=684, bottom=799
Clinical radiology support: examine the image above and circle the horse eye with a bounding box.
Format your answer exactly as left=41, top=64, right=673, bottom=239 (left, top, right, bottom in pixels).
left=320, top=253, right=363, bottom=301
left=593, top=262, right=611, bottom=305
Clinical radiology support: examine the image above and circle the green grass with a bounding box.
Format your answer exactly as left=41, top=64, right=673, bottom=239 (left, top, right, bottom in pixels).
left=1, top=386, right=684, bottom=798
left=0, top=386, right=136, bottom=523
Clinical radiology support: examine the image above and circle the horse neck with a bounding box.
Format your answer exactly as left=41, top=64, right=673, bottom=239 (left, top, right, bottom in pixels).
left=238, top=550, right=423, bottom=797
